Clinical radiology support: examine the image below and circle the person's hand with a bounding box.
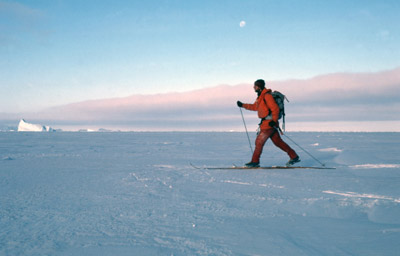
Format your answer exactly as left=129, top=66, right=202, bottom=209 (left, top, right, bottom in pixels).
left=237, top=101, right=243, bottom=107
left=269, top=120, right=277, bottom=127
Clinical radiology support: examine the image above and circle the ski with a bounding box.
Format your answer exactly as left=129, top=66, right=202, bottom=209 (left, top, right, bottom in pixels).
left=190, top=163, right=335, bottom=170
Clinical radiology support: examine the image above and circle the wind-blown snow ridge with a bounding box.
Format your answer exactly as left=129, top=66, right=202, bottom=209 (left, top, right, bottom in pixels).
left=153, top=164, right=175, bottom=169
left=222, top=180, right=252, bottom=186
left=350, top=164, right=400, bottom=169
left=222, top=180, right=286, bottom=189
left=318, top=147, right=342, bottom=152
left=323, top=190, right=400, bottom=203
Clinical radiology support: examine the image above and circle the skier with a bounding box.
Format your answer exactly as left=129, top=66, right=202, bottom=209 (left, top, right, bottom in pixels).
left=237, top=79, right=300, bottom=167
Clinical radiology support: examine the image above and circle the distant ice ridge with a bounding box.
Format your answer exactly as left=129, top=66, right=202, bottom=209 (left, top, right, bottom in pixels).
left=17, top=119, right=55, bottom=132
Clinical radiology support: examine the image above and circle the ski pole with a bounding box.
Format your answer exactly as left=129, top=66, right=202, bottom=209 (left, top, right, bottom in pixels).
left=240, top=107, right=253, bottom=155
left=278, top=127, right=325, bottom=167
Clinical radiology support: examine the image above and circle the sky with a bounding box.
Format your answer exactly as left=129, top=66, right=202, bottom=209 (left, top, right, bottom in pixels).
left=1, top=0, right=400, bottom=114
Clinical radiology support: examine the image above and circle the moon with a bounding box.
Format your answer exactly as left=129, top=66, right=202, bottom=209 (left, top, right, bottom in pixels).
left=239, top=21, right=246, bottom=28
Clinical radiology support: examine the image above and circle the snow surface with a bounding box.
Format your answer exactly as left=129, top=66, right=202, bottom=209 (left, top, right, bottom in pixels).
left=1, top=132, right=399, bottom=255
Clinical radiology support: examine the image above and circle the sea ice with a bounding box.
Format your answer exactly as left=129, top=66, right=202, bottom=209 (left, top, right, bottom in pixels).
left=0, top=132, right=399, bottom=255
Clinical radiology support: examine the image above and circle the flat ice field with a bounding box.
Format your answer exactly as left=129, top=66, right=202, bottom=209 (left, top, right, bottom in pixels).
left=1, top=132, right=399, bottom=255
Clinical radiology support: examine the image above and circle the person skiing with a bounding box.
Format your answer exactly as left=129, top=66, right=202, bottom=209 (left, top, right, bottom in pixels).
left=237, top=79, right=300, bottom=167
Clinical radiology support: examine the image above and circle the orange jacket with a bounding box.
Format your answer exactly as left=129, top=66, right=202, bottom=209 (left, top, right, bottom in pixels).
left=242, top=88, right=280, bottom=129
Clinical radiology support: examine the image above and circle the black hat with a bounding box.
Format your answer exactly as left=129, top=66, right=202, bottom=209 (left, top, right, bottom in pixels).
left=254, top=79, right=265, bottom=89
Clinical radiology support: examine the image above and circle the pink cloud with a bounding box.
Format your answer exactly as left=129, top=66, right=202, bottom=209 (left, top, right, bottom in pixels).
left=11, top=67, right=400, bottom=130
left=269, top=68, right=400, bottom=102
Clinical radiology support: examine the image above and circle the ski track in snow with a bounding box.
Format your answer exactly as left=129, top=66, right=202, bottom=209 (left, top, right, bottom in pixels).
left=0, top=132, right=399, bottom=255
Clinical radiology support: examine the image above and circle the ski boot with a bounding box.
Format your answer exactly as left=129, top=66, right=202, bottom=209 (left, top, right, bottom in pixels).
left=245, top=162, right=260, bottom=168
left=286, top=156, right=300, bottom=167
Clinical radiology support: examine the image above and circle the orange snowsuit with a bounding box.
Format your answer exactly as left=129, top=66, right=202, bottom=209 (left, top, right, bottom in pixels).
left=242, top=88, right=279, bottom=129
left=242, top=88, right=298, bottom=163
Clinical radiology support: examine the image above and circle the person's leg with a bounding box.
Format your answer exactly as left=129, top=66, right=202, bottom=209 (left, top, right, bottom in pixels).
left=251, top=129, right=275, bottom=163
left=270, top=131, right=298, bottom=159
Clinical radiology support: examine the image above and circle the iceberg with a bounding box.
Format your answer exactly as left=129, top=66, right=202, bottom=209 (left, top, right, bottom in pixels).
left=17, top=119, right=55, bottom=132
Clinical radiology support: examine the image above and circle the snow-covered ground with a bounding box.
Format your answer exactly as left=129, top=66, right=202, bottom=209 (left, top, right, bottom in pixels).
left=1, top=132, right=399, bottom=255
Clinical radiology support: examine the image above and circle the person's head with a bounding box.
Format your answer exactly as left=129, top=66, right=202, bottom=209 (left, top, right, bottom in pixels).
left=253, top=79, right=265, bottom=93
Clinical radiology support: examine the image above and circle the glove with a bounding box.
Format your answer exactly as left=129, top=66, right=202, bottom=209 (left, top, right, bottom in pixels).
left=237, top=101, right=243, bottom=107
left=269, top=120, right=277, bottom=128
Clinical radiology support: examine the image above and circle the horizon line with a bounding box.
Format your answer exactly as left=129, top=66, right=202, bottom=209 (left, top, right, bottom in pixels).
left=2, top=120, right=399, bottom=133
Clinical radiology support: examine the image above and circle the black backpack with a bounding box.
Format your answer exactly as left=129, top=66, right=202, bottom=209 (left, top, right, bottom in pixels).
left=265, top=91, right=289, bottom=131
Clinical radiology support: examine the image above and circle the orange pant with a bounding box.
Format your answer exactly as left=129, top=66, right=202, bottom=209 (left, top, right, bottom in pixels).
left=252, top=128, right=298, bottom=163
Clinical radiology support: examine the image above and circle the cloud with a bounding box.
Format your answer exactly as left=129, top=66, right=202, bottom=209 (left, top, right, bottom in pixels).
left=3, top=67, right=400, bottom=131
left=269, top=68, right=400, bottom=122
